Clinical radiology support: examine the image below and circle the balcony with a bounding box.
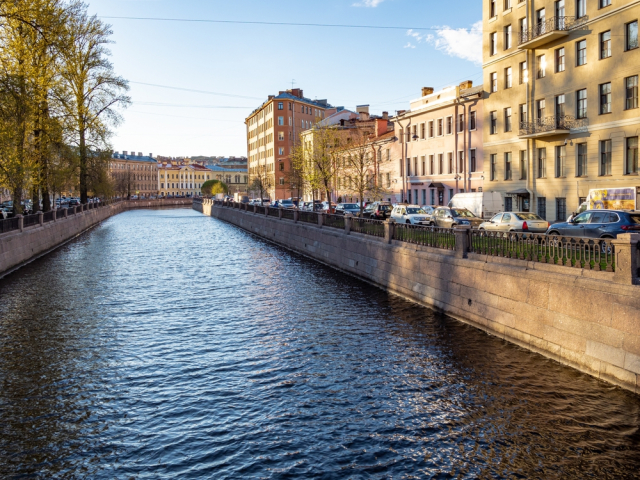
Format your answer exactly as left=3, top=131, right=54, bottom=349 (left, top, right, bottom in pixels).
left=519, top=115, right=588, bottom=139
left=518, top=16, right=589, bottom=49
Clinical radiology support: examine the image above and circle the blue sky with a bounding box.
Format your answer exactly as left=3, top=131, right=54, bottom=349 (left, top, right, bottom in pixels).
left=88, top=0, right=482, bottom=157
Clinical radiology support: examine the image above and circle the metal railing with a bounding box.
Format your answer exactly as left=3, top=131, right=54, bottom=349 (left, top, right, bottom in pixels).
left=23, top=213, right=40, bottom=228
left=255, top=205, right=266, bottom=215
left=519, top=115, right=588, bottom=136
left=282, top=209, right=295, bottom=220
left=351, top=218, right=385, bottom=237
left=470, top=230, right=615, bottom=271
left=43, top=211, right=55, bottom=223
left=393, top=224, right=456, bottom=250
left=324, top=214, right=345, bottom=229
left=299, top=211, right=317, bottom=224
left=518, top=16, right=589, bottom=45
left=267, top=207, right=280, bottom=218
left=0, top=216, right=20, bottom=234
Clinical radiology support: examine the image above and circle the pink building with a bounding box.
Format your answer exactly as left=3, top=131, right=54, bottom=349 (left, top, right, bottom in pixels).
left=394, top=82, right=484, bottom=206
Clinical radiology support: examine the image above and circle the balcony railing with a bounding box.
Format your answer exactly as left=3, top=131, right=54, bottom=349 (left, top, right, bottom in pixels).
left=518, top=16, right=589, bottom=46
left=519, top=115, right=588, bottom=137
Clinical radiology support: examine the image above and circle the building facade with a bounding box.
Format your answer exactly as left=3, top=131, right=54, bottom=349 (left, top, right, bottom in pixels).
left=110, top=152, right=159, bottom=198
left=206, top=165, right=248, bottom=195
left=158, top=159, right=213, bottom=197
left=246, top=88, right=331, bottom=200
left=395, top=83, right=485, bottom=206
left=483, top=0, right=640, bottom=221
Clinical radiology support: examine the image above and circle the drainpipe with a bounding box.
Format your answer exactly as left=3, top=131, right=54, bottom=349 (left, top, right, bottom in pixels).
left=396, top=116, right=410, bottom=202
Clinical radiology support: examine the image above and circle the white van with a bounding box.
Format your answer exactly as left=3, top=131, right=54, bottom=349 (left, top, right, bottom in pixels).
left=448, top=192, right=503, bottom=219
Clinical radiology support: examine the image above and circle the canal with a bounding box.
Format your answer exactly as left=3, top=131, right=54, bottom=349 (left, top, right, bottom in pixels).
left=1, top=208, right=639, bottom=478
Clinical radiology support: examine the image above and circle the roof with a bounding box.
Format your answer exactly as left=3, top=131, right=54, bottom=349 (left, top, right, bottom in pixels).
left=273, top=92, right=331, bottom=109
left=112, top=153, right=157, bottom=163
left=460, top=85, right=484, bottom=98
left=206, top=165, right=247, bottom=173
left=159, top=163, right=211, bottom=171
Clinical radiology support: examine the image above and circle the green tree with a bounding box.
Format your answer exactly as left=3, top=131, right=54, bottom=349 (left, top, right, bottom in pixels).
left=201, top=179, right=228, bottom=196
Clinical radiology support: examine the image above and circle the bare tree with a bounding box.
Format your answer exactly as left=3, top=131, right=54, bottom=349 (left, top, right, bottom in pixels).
left=248, top=166, right=273, bottom=205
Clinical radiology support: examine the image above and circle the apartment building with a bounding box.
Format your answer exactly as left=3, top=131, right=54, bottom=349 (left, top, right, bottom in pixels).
left=395, top=83, right=485, bottom=206
left=246, top=88, right=330, bottom=200
left=483, top=0, right=640, bottom=221
left=158, top=158, right=212, bottom=197
left=110, top=151, right=159, bottom=198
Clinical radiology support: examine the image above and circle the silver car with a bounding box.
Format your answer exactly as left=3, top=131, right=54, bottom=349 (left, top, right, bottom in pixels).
left=479, top=212, right=549, bottom=233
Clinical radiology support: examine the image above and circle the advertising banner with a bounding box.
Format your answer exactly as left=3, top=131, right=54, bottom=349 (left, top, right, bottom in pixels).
left=587, top=187, right=636, bottom=210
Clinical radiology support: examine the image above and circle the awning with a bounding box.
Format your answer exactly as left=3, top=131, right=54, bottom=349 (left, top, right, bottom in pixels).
left=426, top=182, right=445, bottom=189
left=506, top=188, right=530, bottom=196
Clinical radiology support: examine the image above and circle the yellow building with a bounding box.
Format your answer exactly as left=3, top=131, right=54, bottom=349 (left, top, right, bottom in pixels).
left=158, top=159, right=212, bottom=197
left=110, top=151, right=159, bottom=198
left=483, top=0, right=640, bottom=221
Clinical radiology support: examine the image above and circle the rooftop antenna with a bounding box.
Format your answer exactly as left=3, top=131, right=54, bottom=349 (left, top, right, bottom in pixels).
left=291, top=79, right=296, bottom=90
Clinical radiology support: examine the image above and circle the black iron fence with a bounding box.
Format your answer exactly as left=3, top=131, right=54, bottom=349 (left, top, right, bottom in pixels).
left=299, top=211, right=317, bottom=224
left=23, top=213, right=40, bottom=228
left=268, top=207, right=280, bottom=218
left=519, top=115, right=588, bottom=136
left=324, top=214, right=345, bottom=229
left=0, top=216, right=20, bottom=234
left=255, top=205, right=266, bottom=215
left=351, top=218, right=385, bottom=237
left=282, top=209, right=295, bottom=220
left=518, top=16, right=589, bottom=44
left=393, top=223, right=455, bottom=250
left=43, top=211, right=55, bottom=223
left=470, top=230, right=615, bottom=271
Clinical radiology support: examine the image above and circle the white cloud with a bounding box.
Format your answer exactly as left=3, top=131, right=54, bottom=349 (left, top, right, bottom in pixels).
left=428, top=21, right=483, bottom=64
left=403, top=42, right=416, bottom=49
left=352, top=0, right=385, bottom=7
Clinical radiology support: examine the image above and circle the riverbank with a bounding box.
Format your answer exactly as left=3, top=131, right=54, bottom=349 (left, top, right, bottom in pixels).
left=197, top=200, right=640, bottom=395
left=0, top=198, right=191, bottom=278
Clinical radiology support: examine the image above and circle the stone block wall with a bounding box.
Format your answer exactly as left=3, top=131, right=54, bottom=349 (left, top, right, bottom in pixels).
left=201, top=203, right=640, bottom=394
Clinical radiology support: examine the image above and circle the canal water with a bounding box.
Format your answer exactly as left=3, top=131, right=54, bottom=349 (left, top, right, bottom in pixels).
left=1, top=208, right=639, bottom=479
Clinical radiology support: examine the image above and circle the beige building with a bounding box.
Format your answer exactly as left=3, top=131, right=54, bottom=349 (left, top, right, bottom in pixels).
left=483, top=0, right=640, bottom=221
left=158, top=159, right=212, bottom=197
left=110, top=151, right=159, bottom=198
left=246, top=88, right=330, bottom=200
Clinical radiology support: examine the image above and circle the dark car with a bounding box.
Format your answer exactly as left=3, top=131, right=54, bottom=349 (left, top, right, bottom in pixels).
left=546, top=209, right=640, bottom=238
left=431, top=207, right=483, bottom=228
left=68, top=198, right=80, bottom=207
left=366, top=202, right=393, bottom=220
left=335, top=203, right=361, bottom=216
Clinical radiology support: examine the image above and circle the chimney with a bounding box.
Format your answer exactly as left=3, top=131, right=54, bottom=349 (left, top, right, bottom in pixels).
left=459, top=80, right=473, bottom=89
left=123, top=151, right=128, bottom=156
left=149, top=153, right=153, bottom=157
left=138, top=152, right=143, bottom=157
left=421, top=87, right=434, bottom=97
left=290, top=88, right=303, bottom=98
left=382, top=111, right=388, bottom=120
left=356, top=105, right=370, bottom=121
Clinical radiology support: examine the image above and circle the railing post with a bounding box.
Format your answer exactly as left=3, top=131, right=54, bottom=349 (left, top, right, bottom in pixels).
left=453, top=225, right=471, bottom=258
left=52, top=209, right=57, bottom=221
left=16, top=214, right=23, bottom=232
left=38, top=211, right=43, bottom=226
left=64, top=208, right=68, bottom=218
left=279, top=207, right=283, bottom=219
left=253, top=204, right=257, bottom=214
left=612, top=233, right=640, bottom=285
left=384, top=219, right=394, bottom=244
left=344, top=213, right=352, bottom=234
left=294, top=209, right=299, bottom=223
left=318, top=212, right=325, bottom=228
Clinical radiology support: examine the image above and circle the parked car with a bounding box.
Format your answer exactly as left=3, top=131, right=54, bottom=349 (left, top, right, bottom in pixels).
left=431, top=207, right=483, bottom=228
left=479, top=212, right=549, bottom=233
left=420, top=205, right=437, bottom=222
left=69, top=198, right=80, bottom=206
left=546, top=209, right=640, bottom=238
left=448, top=191, right=503, bottom=219
left=390, top=204, right=431, bottom=225
left=365, top=201, right=393, bottom=220
left=335, top=203, right=361, bottom=216
left=273, top=199, right=295, bottom=209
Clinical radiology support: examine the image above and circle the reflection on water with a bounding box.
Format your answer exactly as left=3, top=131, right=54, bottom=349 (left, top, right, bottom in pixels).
left=0, top=208, right=639, bottom=478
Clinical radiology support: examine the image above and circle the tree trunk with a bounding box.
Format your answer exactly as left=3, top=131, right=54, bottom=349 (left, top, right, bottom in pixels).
left=78, top=116, right=88, bottom=204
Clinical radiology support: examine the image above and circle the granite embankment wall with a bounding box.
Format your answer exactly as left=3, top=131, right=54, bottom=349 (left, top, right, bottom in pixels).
left=0, top=198, right=191, bottom=278
left=197, top=201, right=640, bottom=394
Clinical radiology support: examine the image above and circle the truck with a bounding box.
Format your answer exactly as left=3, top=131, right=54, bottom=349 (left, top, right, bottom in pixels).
left=447, top=191, right=503, bottom=219
left=570, top=187, right=639, bottom=220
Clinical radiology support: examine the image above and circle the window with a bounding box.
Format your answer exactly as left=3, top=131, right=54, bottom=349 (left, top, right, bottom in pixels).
left=279, top=177, right=284, bottom=185
left=504, top=198, right=513, bottom=212
left=421, top=189, right=426, bottom=205
left=627, top=76, right=639, bottom=109
left=519, top=17, right=527, bottom=43
left=446, top=116, right=453, bottom=134
left=626, top=21, right=638, bottom=50
left=490, top=0, right=497, bottom=17
left=537, top=148, right=547, bottom=178
left=386, top=173, right=391, bottom=188
left=470, top=149, right=477, bottom=172
left=458, top=113, right=464, bottom=132
left=577, top=89, right=587, bottom=118
left=600, top=140, right=612, bottom=175
left=278, top=116, right=284, bottom=126
left=407, top=158, right=411, bottom=176
left=600, top=83, right=611, bottom=114
left=279, top=163, right=284, bottom=171
left=519, top=103, right=527, bottom=125
left=429, top=155, right=434, bottom=174
left=537, top=54, right=546, bottom=78
left=504, top=0, right=511, bottom=11
left=504, top=107, right=512, bottom=132
left=600, top=31, right=611, bottom=59
left=599, top=0, right=611, bottom=7
left=437, top=118, right=443, bottom=136
left=278, top=102, right=283, bottom=110
left=414, top=157, right=418, bottom=175
left=555, top=145, right=565, bottom=177
left=428, top=120, right=434, bottom=137
left=626, top=136, right=638, bottom=174
left=505, top=67, right=512, bottom=88
left=420, top=123, right=425, bottom=140
left=555, top=95, right=565, bottom=119
left=556, top=198, right=567, bottom=222
left=576, top=40, right=587, bottom=66
left=519, top=61, right=528, bottom=84
left=555, top=47, right=565, bottom=72
left=555, top=0, right=565, bottom=22
left=538, top=197, right=546, bottom=220
left=577, top=143, right=588, bottom=176
left=505, top=152, right=512, bottom=180
left=490, top=111, right=497, bottom=134
left=458, top=151, right=464, bottom=172
left=421, top=156, right=426, bottom=175
left=490, top=32, right=497, bottom=56
left=278, top=131, right=284, bottom=141
left=278, top=147, right=285, bottom=155
left=504, top=25, right=512, bottom=50
left=448, top=152, right=453, bottom=173
left=577, top=0, right=586, bottom=18
left=438, top=154, right=444, bottom=174
left=536, top=8, right=546, bottom=29
left=470, top=111, right=477, bottom=130
left=536, top=99, right=545, bottom=120
left=490, top=154, right=497, bottom=180
left=491, top=72, right=497, bottom=92
left=519, top=150, right=527, bottom=179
